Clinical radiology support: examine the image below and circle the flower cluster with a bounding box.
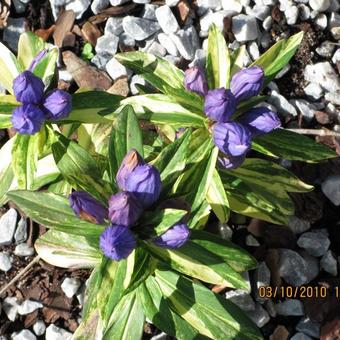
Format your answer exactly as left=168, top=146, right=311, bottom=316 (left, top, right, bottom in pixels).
left=184, top=66, right=281, bottom=169
left=69, top=149, right=190, bottom=261
left=11, top=52, right=72, bottom=135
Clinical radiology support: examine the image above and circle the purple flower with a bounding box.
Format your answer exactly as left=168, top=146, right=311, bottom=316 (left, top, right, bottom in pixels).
left=100, top=225, right=136, bottom=261
left=204, top=88, right=236, bottom=123
left=184, top=66, right=208, bottom=96
left=154, top=223, right=190, bottom=248
left=219, top=154, right=245, bottom=169
left=213, top=122, right=252, bottom=157
left=11, top=104, right=45, bottom=135
left=28, top=50, right=48, bottom=72
left=125, top=164, right=162, bottom=208
left=230, top=66, right=264, bottom=102
left=69, top=191, right=108, bottom=224
left=108, top=192, right=143, bottom=227
left=237, top=107, right=281, bottom=137
left=42, top=89, right=72, bottom=120
left=116, top=149, right=145, bottom=191
left=13, top=71, right=44, bottom=104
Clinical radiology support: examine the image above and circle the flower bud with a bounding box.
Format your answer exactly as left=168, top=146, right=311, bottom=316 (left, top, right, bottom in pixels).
left=230, top=66, right=264, bottom=102
left=69, top=191, right=108, bottom=224
left=116, top=149, right=145, bottom=191
left=42, top=89, right=72, bottom=120
left=212, top=122, right=252, bottom=157
left=237, top=107, right=281, bottom=137
left=13, top=71, right=45, bottom=104
left=125, top=164, right=162, bottom=208
left=108, top=192, right=143, bottom=227
left=184, top=66, right=208, bottom=96
left=154, top=223, right=190, bottom=248
left=204, top=88, right=236, bottom=123
left=11, top=104, right=45, bottom=135
left=100, top=225, right=136, bottom=261
left=219, top=154, right=245, bottom=170
left=28, top=49, right=48, bottom=72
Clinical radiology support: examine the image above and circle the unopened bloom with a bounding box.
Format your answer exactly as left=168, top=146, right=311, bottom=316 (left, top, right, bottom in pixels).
left=219, top=154, right=245, bottom=170
left=213, top=122, right=252, bottom=157
left=108, top=192, right=143, bottom=227
left=69, top=191, right=108, bottom=224
left=13, top=71, right=45, bottom=104
left=11, top=104, right=45, bottom=135
left=184, top=66, right=208, bottom=96
left=230, top=66, right=264, bottom=102
left=28, top=49, right=48, bottom=72
left=154, top=223, right=190, bottom=248
left=204, top=88, right=236, bottom=123
left=100, top=225, right=136, bottom=261
left=125, top=164, right=162, bottom=208
left=237, top=107, right=281, bottom=137
left=42, top=89, right=72, bottom=120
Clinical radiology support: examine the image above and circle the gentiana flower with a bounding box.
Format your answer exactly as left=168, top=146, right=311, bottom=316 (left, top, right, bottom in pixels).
left=213, top=122, right=252, bottom=157
left=69, top=191, right=108, bottom=224
left=100, top=225, right=136, bottom=261
left=154, top=223, right=190, bottom=248
left=13, top=71, right=44, bottom=104
left=237, top=107, right=281, bottom=137
left=184, top=66, right=208, bottom=96
left=11, top=104, right=45, bottom=135
left=42, top=89, right=72, bottom=120
left=219, top=154, right=246, bottom=170
left=204, top=88, right=236, bottom=123
left=230, top=66, right=264, bottom=102
left=28, top=49, right=47, bottom=72
left=108, top=192, right=143, bottom=227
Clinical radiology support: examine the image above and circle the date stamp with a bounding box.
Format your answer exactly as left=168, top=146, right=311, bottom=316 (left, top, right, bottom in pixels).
left=258, top=285, right=340, bottom=299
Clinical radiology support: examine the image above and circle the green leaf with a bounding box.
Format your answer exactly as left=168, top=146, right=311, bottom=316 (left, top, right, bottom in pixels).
left=0, top=94, right=19, bottom=112
left=252, top=128, right=337, bottom=161
left=155, top=269, right=262, bottom=340
left=206, top=24, right=231, bottom=88
left=0, top=113, right=12, bottom=129
left=33, top=48, right=58, bottom=88
left=230, top=45, right=246, bottom=76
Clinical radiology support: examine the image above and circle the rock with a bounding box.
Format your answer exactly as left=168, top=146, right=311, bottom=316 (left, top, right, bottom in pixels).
left=269, top=325, right=289, bottom=340
left=262, top=16, right=273, bottom=30
left=275, top=299, right=304, bottom=316
left=45, top=324, right=72, bottom=340
left=107, top=76, right=130, bottom=97
left=164, top=55, right=180, bottom=65
left=268, top=90, right=298, bottom=117
left=248, top=41, right=260, bottom=60
left=12, top=330, right=37, bottom=340
left=291, top=333, right=313, bottom=340
left=251, top=5, right=270, bottom=20
left=316, top=41, right=335, bottom=58
left=130, top=75, right=147, bottom=95
left=13, top=0, right=27, bottom=13
left=296, top=316, right=320, bottom=338
left=119, top=33, right=136, bottom=48
left=285, top=5, right=298, bottom=24
left=300, top=251, right=319, bottom=282
left=246, top=234, right=260, bottom=246
left=297, top=231, right=330, bottom=257
left=322, top=175, right=340, bottom=205
left=110, top=0, right=129, bottom=5
left=0, top=208, right=18, bottom=246
left=254, top=262, right=271, bottom=302
left=3, top=17, right=26, bottom=51
left=155, top=5, right=180, bottom=34
left=298, top=4, right=311, bottom=20
left=232, top=14, right=258, bottom=41
left=14, top=243, right=34, bottom=257
left=275, top=64, right=291, bottom=79
left=151, top=333, right=167, bottom=340
left=76, top=285, right=86, bottom=306
left=144, top=41, right=167, bottom=57
left=18, top=300, right=43, bottom=315
left=265, top=300, right=277, bottom=318
left=166, top=0, right=180, bottom=6
left=142, top=4, right=157, bottom=20
left=91, top=0, right=110, bottom=14
left=221, top=0, right=242, bottom=12
left=170, top=30, right=195, bottom=60
left=315, top=13, right=328, bottom=29
left=95, top=34, right=119, bottom=55
left=123, top=16, right=160, bottom=41
left=304, top=62, right=340, bottom=94
left=0, top=252, right=12, bottom=272
left=288, top=216, right=311, bottom=234
left=218, top=223, right=233, bottom=240
left=332, top=49, right=340, bottom=64
left=158, top=33, right=179, bottom=56
left=278, top=249, right=309, bottom=286
left=225, top=289, right=255, bottom=311
left=290, top=99, right=316, bottom=121
left=309, top=0, right=330, bottom=11
left=61, top=277, right=81, bottom=298
left=105, top=17, right=123, bottom=36
left=14, top=218, right=27, bottom=244
left=106, top=57, right=130, bottom=81
left=329, top=12, right=340, bottom=28
left=320, top=250, right=337, bottom=276
left=246, top=303, right=270, bottom=328
left=3, top=297, right=19, bottom=321
left=33, top=320, right=46, bottom=336
left=200, top=10, right=235, bottom=32
left=325, top=92, right=340, bottom=106
left=65, top=0, right=90, bottom=19
left=304, top=83, right=323, bottom=100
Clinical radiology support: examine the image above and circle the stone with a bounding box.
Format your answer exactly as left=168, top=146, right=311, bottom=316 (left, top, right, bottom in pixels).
left=76, top=284, right=86, bottom=306
left=315, top=13, right=328, bottom=29
left=300, top=251, right=319, bottom=282
left=0, top=208, right=17, bottom=246
left=268, top=90, right=298, bottom=117
left=105, top=17, right=124, bottom=36
left=123, top=16, right=160, bottom=41
left=291, top=333, right=313, bottom=340
left=316, top=41, right=335, bottom=58
left=142, top=4, right=157, bottom=20
left=254, top=262, right=271, bottom=300
left=225, top=289, right=255, bottom=311
left=119, top=33, right=135, bottom=48
left=262, top=16, right=273, bottom=30
left=61, top=277, right=81, bottom=298
left=170, top=30, right=195, bottom=60
left=158, top=33, right=179, bottom=56
left=265, top=300, right=277, bottom=318
left=218, top=223, right=233, bottom=240
left=246, top=234, right=260, bottom=246
left=91, top=53, right=111, bottom=70
left=270, top=325, right=289, bottom=340
left=14, top=218, right=27, bottom=244
left=332, top=49, right=340, bottom=64
left=12, top=330, right=37, bottom=340
left=13, top=0, right=26, bottom=13
left=221, top=0, right=243, bottom=12
left=232, top=14, right=258, bottom=41
left=309, top=0, right=330, bottom=11
left=33, top=320, right=46, bottom=336
left=3, top=297, right=19, bottom=321
left=325, top=92, right=340, bottom=106
left=251, top=5, right=270, bottom=20
left=304, top=83, right=323, bottom=100
left=45, top=324, right=72, bottom=340
left=91, top=0, right=110, bottom=14
left=329, top=12, right=340, bottom=29
left=320, top=250, right=337, bottom=276
left=287, top=216, right=311, bottom=234
left=290, top=99, right=316, bottom=121
left=296, top=316, right=320, bottom=338
left=197, top=0, right=221, bottom=8
left=151, top=333, right=167, bottom=340
left=200, top=10, right=236, bottom=32
left=275, top=64, right=291, bottom=78
left=110, top=0, right=129, bottom=5
left=297, top=231, right=330, bottom=257
left=14, top=243, right=34, bottom=257
left=107, top=76, right=130, bottom=97
left=65, top=0, right=90, bottom=19
left=95, top=34, right=119, bottom=55
left=331, top=27, right=340, bottom=40
left=144, top=41, right=167, bottom=57
left=3, top=17, right=26, bottom=51
left=298, top=4, right=311, bottom=20
left=186, top=26, right=200, bottom=51
left=18, top=300, right=43, bottom=315
left=275, top=299, right=304, bottom=316
left=155, top=5, right=180, bottom=34
left=248, top=41, right=260, bottom=60
left=285, top=5, right=298, bottom=24
left=106, top=57, right=130, bottom=81
left=130, top=75, right=147, bottom=95
left=166, top=0, right=180, bottom=6
left=246, top=303, right=270, bottom=328
left=0, top=252, right=12, bottom=272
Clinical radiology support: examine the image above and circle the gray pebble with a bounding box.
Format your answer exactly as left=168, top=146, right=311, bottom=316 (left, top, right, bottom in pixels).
left=225, top=289, right=255, bottom=311
left=287, top=216, right=311, bottom=234
left=14, top=218, right=27, bottom=244
left=95, top=34, right=119, bottom=55
left=296, top=316, right=320, bottom=338
left=155, top=5, right=180, bottom=34
left=297, top=231, right=330, bottom=257
left=123, top=16, right=160, bottom=41
left=246, top=303, right=270, bottom=328
left=105, top=17, right=124, bottom=36
left=232, top=14, right=259, bottom=41
left=33, top=320, right=46, bottom=336
left=0, top=209, right=18, bottom=246
left=18, top=300, right=43, bottom=315
left=0, top=252, right=12, bottom=272
left=316, top=41, right=335, bottom=58
left=304, top=82, right=323, bottom=100
left=45, top=324, right=72, bottom=340
left=3, top=297, right=19, bottom=321
left=14, top=243, right=34, bottom=257
left=275, top=299, right=304, bottom=316
left=11, top=330, right=36, bottom=340
left=91, top=0, right=110, bottom=14
left=320, top=250, right=338, bottom=276
left=61, top=277, right=81, bottom=298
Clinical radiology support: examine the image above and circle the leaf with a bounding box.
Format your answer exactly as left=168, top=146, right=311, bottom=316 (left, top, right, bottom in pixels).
left=0, top=94, right=19, bottom=112
left=252, top=128, right=337, bottom=161
left=206, top=24, right=231, bottom=89
left=230, top=45, right=246, bottom=76
left=155, top=268, right=262, bottom=340
left=0, top=113, right=12, bottom=128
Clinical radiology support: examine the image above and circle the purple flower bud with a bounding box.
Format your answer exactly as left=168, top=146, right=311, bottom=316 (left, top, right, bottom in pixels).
left=237, top=107, right=281, bottom=137
left=11, top=104, right=45, bottom=135
left=125, top=164, right=162, bottom=208
left=108, top=192, right=143, bottom=227
left=116, top=149, right=145, bottom=191
left=28, top=49, right=48, bottom=72
left=204, top=88, right=237, bottom=123
left=212, top=122, right=252, bottom=157
left=184, top=66, right=208, bottom=96
left=154, top=223, right=190, bottom=248
left=100, top=225, right=136, bottom=261
left=13, top=71, right=44, bottom=104
left=42, top=89, right=72, bottom=120
left=230, top=66, right=264, bottom=102
left=219, top=154, right=245, bottom=170
left=69, top=191, right=108, bottom=224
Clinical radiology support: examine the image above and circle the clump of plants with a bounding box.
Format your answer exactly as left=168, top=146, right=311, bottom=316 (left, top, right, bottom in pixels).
left=0, top=26, right=336, bottom=339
